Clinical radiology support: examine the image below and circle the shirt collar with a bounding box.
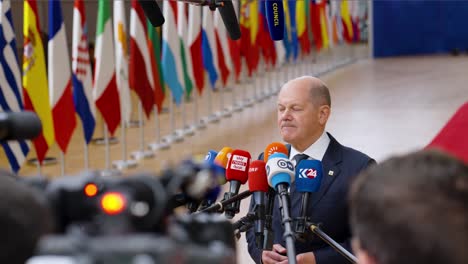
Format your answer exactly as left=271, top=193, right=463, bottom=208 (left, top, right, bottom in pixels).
left=289, top=131, right=330, bottom=161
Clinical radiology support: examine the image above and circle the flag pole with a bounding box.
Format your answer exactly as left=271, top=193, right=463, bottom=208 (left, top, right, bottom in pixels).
left=84, top=142, right=89, bottom=170
left=206, top=85, right=220, bottom=123
left=113, top=115, right=137, bottom=170
left=131, top=102, right=154, bottom=160
left=149, top=106, right=170, bottom=151
left=60, top=152, right=65, bottom=176
left=182, top=95, right=195, bottom=136
left=167, top=93, right=183, bottom=143
left=194, top=90, right=207, bottom=129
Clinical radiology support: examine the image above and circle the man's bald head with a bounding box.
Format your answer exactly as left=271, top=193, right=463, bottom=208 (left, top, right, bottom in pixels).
left=280, top=76, right=331, bottom=108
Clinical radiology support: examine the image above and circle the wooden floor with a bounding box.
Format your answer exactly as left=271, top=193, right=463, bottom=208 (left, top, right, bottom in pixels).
left=2, top=46, right=468, bottom=263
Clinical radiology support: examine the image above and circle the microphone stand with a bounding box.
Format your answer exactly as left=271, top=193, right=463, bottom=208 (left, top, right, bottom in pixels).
left=233, top=213, right=256, bottom=241
left=196, top=190, right=251, bottom=214
left=277, top=184, right=297, bottom=264
left=306, top=223, right=358, bottom=264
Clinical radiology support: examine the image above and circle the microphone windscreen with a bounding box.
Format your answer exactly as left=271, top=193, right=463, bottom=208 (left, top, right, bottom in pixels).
left=266, top=153, right=295, bottom=188
left=204, top=150, right=218, bottom=164
left=264, top=142, right=289, bottom=162
left=295, top=159, right=323, bottom=193
left=217, top=0, right=241, bottom=40
left=214, top=147, right=233, bottom=168
left=265, top=0, right=284, bottom=40
left=137, top=0, right=165, bottom=27
left=0, top=111, right=42, bottom=141
left=248, top=160, right=269, bottom=192
left=226, top=149, right=251, bottom=184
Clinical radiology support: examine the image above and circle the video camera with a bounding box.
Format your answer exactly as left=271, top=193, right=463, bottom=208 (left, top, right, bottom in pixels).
left=18, top=159, right=236, bottom=264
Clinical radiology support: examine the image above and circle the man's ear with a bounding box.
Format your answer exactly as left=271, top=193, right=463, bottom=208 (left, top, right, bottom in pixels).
left=318, top=105, right=331, bottom=125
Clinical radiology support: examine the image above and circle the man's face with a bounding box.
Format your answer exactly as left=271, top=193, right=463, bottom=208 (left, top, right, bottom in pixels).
left=277, top=84, right=323, bottom=150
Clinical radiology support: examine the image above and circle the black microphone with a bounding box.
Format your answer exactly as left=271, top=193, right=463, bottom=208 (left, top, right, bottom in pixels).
left=217, top=0, right=241, bottom=40
left=182, top=0, right=241, bottom=40
left=263, top=187, right=275, bottom=250
left=0, top=111, right=42, bottom=141
left=265, top=0, right=284, bottom=40
left=137, top=0, right=165, bottom=27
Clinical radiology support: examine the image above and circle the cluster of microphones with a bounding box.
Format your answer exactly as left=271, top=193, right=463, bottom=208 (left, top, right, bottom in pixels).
left=139, top=0, right=286, bottom=41
left=1, top=111, right=354, bottom=263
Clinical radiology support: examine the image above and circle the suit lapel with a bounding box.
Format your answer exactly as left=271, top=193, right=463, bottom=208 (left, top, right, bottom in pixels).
left=310, top=133, right=343, bottom=208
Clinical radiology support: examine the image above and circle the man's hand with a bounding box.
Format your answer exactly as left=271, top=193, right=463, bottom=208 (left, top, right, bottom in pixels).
left=261, top=244, right=288, bottom=264
left=296, top=252, right=316, bottom=264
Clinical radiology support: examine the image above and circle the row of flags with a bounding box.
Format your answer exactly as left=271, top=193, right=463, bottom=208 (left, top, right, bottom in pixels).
left=0, top=0, right=367, bottom=173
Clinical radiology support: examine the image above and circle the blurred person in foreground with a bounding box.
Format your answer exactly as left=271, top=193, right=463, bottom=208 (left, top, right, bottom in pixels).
left=0, top=170, right=52, bottom=264
left=247, top=76, right=375, bottom=264
left=349, top=150, right=468, bottom=264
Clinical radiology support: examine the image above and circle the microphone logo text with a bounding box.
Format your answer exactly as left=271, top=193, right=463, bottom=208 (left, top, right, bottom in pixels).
left=230, top=155, right=248, bottom=171
left=299, top=168, right=318, bottom=179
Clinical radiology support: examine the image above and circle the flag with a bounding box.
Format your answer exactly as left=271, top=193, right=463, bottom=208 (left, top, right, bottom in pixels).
left=319, top=0, right=329, bottom=49
left=201, top=8, right=219, bottom=89
left=147, top=24, right=165, bottom=113
left=258, top=0, right=277, bottom=67
left=94, top=0, right=121, bottom=135
left=187, top=5, right=204, bottom=94
left=240, top=0, right=259, bottom=76
left=48, top=0, right=76, bottom=154
left=0, top=0, right=30, bottom=172
left=114, top=0, right=132, bottom=122
left=286, top=0, right=298, bottom=61
left=130, top=0, right=154, bottom=117
left=282, top=0, right=292, bottom=61
left=297, top=0, right=311, bottom=55
left=310, top=0, right=323, bottom=51
left=341, top=0, right=354, bottom=43
left=177, top=2, right=194, bottom=98
left=72, top=0, right=95, bottom=144
left=330, top=0, right=343, bottom=45
left=162, top=1, right=184, bottom=105
left=214, top=10, right=232, bottom=86
left=23, top=0, right=55, bottom=164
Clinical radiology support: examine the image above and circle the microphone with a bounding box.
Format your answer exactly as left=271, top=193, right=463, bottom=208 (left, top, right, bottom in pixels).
left=0, top=111, right=42, bottom=141
left=266, top=152, right=297, bottom=264
left=181, top=0, right=241, bottom=40
left=247, top=160, right=269, bottom=249
left=198, top=150, right=223, bottom=210
left=263, top=142, right=289, bottom=162
left=294, top=159, right=323, bottom=240
left=137, top=0, right=165, bottom=27
left=224, top=149, right=251, bottom=219
left=217, top=0, right=241, bottom=40
left=263, top=142, right=288, bottom=249
left=265, top=0, right=285, bottom=40
left=214, top=146, right=233, bottom=184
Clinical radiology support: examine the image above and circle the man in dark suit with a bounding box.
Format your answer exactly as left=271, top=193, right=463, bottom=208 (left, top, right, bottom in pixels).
left=246, top=76, right=375, bottom=264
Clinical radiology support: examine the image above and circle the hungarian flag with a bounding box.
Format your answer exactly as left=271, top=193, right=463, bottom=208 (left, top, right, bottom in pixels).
left=48, top=0, right=76, bottom=154
left=72, top=0, right=95, bottom=144
left=130, top=0, right=154, bottom=118
left=0, top=0, right=30, bottom=172
left=114, top=0, right=132, bottom=123
left=162, top=1, right=184, bottom=105
left=93, top=0, right=121, bottom=135
left=187, top=5, right=204, bottom=94
left=148, top=25, right=165, bottom=113
left=177, top=2, right=194, bottom=98
left=23, top=0, right=55, bottom=164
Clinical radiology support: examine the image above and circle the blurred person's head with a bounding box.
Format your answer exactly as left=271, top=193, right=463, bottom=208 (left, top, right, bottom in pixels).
left=0, top=171, right=52, bottom=264
left=277, top=76, right=331, bottom=152
left=349, top=150, right=468, bottom=264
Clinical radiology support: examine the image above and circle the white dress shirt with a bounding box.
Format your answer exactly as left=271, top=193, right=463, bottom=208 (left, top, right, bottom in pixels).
left=289, top=131, right=330, bottom=165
